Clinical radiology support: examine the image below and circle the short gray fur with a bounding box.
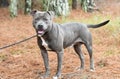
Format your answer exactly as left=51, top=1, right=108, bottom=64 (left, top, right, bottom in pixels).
left=31, top=10, right=110, bottom=78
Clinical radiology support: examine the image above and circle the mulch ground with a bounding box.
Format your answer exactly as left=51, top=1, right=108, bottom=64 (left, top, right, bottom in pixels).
left=0, top=0, right=120, bottom=79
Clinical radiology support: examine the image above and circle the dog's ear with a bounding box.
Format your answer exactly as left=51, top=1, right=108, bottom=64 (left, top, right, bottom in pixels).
left=47, top=11, right=55, bottom=19
left=30, top=10, right=38, bottom=16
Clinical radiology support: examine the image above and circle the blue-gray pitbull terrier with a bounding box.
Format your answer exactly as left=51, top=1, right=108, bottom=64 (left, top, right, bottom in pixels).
left=31, top=10, right=109, bottom=78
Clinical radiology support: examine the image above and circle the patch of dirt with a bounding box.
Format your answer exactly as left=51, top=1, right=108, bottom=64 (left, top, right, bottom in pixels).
left=0, top=0, right=120, bottom=79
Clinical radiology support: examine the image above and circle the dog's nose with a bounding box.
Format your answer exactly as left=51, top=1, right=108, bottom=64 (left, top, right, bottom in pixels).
left=38, top=24, right=43, bottom=29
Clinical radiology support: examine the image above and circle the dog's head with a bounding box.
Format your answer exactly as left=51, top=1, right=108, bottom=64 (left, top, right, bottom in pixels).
left=31, top=10, right=54, bottom=37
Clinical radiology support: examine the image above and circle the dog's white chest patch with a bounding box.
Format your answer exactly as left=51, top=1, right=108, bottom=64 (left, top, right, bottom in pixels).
left=41, top=37, right=51, bottom=50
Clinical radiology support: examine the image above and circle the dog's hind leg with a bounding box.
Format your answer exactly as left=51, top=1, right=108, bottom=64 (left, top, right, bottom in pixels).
left=84, top=42, right=95, bottom=71
left=74, top=43, right=85, bottom=70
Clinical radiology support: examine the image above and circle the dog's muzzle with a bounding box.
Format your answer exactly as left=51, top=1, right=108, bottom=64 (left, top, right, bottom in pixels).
left=37, top=25, right=45, bottom=37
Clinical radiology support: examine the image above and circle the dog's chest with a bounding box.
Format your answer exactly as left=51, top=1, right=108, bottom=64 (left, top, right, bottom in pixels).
left=41, top=37, right=51, bottom=50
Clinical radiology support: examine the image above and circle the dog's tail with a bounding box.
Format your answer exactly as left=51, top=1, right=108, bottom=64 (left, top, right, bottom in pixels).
left=87, top=20, right=110, bottom=28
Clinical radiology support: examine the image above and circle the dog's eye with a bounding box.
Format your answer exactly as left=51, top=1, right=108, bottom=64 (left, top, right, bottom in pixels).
left=35, top=18, right=40, bottom=21
left=43, top=18, right=48, bottom=21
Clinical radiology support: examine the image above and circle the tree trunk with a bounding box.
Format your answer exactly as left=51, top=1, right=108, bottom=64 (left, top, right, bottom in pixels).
left=9, top=0, right=18, bottom=17
left=24, top=0, right=32, bottom=14
left=80, top=0, right=96, bottom=12
left=0, top=0, right=9, bottom=7
left=42, top=0, right=69, bottom=16
left=72, top=0, right=78, bottom=9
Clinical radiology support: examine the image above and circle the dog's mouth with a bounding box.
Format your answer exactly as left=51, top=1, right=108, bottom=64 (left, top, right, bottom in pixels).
left=37, top=29, right=45, bottom=37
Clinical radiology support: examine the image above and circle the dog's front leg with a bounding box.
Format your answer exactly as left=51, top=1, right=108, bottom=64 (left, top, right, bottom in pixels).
left=40, top=48, right=50, bottom=77
left=54, top=50, right=64, bottom=78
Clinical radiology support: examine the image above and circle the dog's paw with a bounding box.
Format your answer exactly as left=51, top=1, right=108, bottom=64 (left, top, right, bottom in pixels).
left=90, top=69, right=95, bottom=72
left=53, top=76, right=58, bottom=79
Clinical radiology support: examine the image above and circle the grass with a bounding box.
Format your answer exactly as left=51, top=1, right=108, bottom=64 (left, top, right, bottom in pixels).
left=0, top=54, right=7, bottom=62
left=97, top=60, right=107, bottom=68
left=10, top=49, right=25, bottom=56
left=56, top=12, right=120, bottom=26
left=104, top=50, right=114, bottom=56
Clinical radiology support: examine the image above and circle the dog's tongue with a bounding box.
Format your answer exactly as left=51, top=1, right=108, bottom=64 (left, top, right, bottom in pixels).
left=38, top=31, right=43, bottom=34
